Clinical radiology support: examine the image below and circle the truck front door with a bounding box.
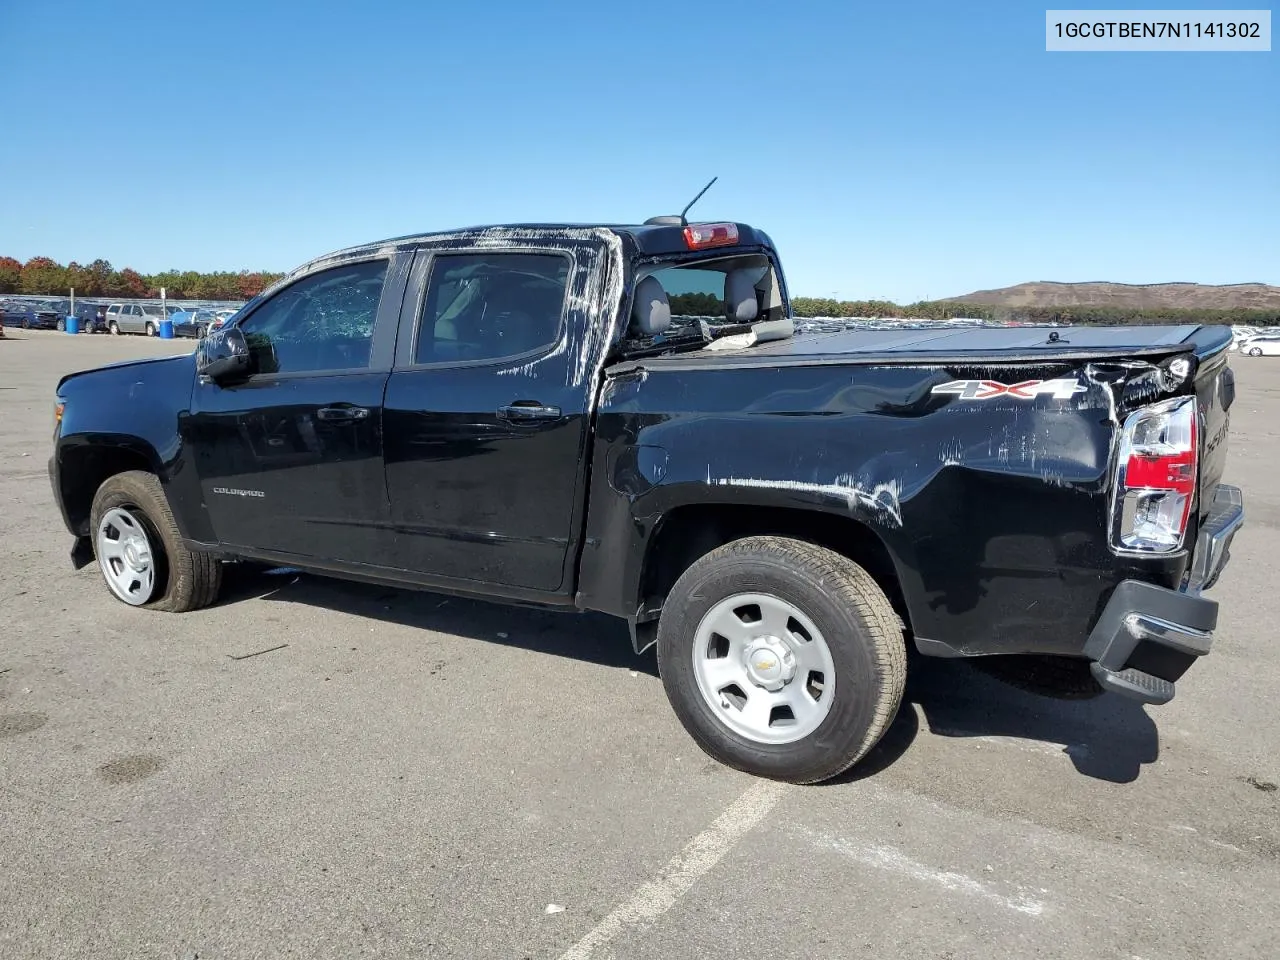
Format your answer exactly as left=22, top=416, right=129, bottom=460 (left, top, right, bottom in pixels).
left=383, top=245, right=604, bottom=594
left=185, top=254, right=409, bottom=565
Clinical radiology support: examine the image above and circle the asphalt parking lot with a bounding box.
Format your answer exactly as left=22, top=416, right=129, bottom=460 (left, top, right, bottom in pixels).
left=2, top=329, right=1278, bottom=960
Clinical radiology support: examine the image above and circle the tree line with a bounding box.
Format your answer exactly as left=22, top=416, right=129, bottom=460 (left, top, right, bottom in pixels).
left=790, top=296, right=1280, bottom=327
left=3, top=254, right=1276, bottom=326
left=0, top=256, right=285, bottom=302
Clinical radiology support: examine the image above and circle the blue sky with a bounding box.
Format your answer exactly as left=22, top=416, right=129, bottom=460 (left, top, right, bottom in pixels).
left=1, top=0, right=1275, bottom=302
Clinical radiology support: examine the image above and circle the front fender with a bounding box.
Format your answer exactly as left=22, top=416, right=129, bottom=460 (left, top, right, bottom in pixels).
left=52, top=353, right=207, bottom=540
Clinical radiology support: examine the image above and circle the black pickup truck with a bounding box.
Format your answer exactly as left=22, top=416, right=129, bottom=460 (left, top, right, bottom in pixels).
left=49, top=219, right=1244, bottom=783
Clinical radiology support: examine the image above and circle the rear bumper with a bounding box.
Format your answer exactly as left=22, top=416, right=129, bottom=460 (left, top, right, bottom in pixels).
left=1085, top=484, right=1244, bottom=705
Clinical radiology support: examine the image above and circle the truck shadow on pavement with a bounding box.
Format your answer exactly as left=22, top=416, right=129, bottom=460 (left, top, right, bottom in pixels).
left=227, top=568, right=1159, bottom=784
left=224, top=565, right=659, bottom=676
left=850, top=654, right=1160, bottom=785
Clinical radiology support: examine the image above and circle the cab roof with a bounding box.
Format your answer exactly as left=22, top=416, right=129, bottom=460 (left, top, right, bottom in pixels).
left=328, top=221, right=777, bottom=260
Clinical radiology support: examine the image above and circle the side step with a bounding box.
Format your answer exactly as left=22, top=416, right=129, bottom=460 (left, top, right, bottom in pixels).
left=1090, top=664, right=1175, bottom=706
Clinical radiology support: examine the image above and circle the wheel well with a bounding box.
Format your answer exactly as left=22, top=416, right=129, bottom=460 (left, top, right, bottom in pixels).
left=59, top=446, right=154, bottom=536
left=639, top=504, right=911, bottom=632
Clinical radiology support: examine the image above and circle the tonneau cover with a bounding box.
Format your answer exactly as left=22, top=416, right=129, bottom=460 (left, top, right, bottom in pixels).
left=609, top=324, right=1229, bottom=372
left=745, top=324, right=1203, bottom=358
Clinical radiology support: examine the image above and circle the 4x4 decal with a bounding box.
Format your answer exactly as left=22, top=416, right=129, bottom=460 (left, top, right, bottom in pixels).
left=931, top=378, right=1087, bottom=401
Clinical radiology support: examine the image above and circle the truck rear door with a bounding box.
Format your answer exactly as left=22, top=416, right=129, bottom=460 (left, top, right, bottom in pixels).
left=382, top=241, right=606, bottom=595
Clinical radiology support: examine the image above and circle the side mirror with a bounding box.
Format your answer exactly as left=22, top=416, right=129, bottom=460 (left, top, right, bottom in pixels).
left=196, top=327, right=252, bottom=383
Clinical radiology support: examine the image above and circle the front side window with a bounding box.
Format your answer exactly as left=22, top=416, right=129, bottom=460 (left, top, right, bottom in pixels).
left=238, top=259, right=388, bottom=375
left=415, top=253, right=569, bottom=364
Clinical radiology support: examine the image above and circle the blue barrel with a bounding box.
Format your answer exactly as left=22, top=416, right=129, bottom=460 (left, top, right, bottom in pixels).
left=159, top=319, right=174, bottom=339
left=65, top=315, right=79, bottom=335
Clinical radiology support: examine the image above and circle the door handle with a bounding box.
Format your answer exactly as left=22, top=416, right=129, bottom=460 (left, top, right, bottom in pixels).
left=317, top=405, right=370, bottom=422
left=498, top=402, right=562, bottom=422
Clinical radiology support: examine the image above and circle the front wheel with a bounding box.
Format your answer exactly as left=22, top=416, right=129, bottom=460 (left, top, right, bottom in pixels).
left=90, top=471, right=222, bottom=612
left=56, top=318, right=66, bottom=332
left=145, top=321, right=156, bottom=337
left=109, top=321, right=120, bottom=336
left=1249, top=347, right=1263, bottom=357
left=657, top=536, right=906, bottom=784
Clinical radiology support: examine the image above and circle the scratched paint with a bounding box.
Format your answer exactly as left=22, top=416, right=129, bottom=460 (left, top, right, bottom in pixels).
left=709, top=474, right=904, bottom=527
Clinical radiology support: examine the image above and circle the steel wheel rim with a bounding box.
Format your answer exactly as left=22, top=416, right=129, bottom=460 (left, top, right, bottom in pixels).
left=691, top=592, right=837, bottom=745
left=96, top=507, right=157, bottom=606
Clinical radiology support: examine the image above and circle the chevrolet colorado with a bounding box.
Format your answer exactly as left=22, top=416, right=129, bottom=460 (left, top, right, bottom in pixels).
left=50, top=219, right=1244, bottom=782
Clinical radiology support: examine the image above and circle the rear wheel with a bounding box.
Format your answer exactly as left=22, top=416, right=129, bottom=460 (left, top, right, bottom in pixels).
left=56, top=318, right=66, bottom=332
left=657, top=536, right=906, bottom=783
left=145, top=321, right=156, bottom=337
left=22, top=318, right=31, bottom=329
left=1249, top=347, right=1263, bottom=357
left=90, top=471, right=222, bottom=612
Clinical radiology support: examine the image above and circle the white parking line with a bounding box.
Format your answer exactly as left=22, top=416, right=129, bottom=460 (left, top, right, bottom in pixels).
left=556, top=779, right=788, bottom=960
left=794, top=826, right=1047, bottom=917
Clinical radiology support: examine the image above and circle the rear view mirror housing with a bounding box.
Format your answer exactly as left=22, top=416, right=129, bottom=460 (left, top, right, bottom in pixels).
left=196, top=327, right=252, bottom=383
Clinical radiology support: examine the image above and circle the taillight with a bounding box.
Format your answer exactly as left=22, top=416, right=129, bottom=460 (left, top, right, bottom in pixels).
left=683, top=223, right=739, bottom=250
left=1111, top=396, right=1198, bottom=553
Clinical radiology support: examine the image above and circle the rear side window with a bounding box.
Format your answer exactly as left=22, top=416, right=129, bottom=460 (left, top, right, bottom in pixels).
left=238, top=259, right=388, bottom=375
left=415, top=253, right=569, bottom=365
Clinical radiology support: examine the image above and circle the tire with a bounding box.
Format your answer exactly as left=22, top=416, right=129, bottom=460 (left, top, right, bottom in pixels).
left=56, top=318, right=66, bottom=332
left=657, top=536, right=906, bottom=784
left=90, top=470, right=222, bottom=613
left=145, top=322, right=156, bottom=337
left=1249, top=347, right=1262, bottom=357
left=22, top=318, right=31, bottom=329
left=109, top=321, right=120, bottom=336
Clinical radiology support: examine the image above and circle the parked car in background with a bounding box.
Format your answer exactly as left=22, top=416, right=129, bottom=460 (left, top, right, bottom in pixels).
left=104, top=303, right=169, bottom=336
left=1, top=299, right=61, bottom=330
left=1239, top=335, right=1280, bottom=357
left=1230, top=326, right=1260, bottom=351
left=41, top=299, right=109, bottom=333
left=170, top=309, right=220, bottom=339
left=211, top=307, right=239, bottom=328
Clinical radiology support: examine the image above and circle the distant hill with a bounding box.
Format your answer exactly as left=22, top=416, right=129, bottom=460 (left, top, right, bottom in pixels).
left=948, top=281, right=1280, bottom=311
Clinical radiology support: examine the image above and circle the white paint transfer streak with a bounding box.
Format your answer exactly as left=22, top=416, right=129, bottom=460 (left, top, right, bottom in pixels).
left=568, top=230, right=624, bottom=390
left=712, top=475, right=903, bottom=527
left=556, top=780, right=787, bottom=960
left=796, top=827, right=1046, bottom=917
left=489, top=227, right=624, bottom=388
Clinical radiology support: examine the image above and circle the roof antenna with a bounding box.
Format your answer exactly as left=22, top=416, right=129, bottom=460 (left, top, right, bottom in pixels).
left=645, top=177, right=718, bottom=226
